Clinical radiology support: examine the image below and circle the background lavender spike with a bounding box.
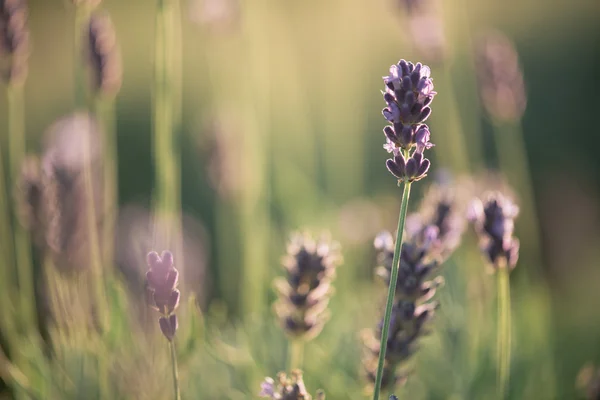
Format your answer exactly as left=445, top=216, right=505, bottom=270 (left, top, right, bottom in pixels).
left=468, top=191, right=520, bottom=271
left=146, top=250, right=181, bottom=341
left=87, top=11, right=122, bottom=97
left=273, top=232, right=342, bottom=341
left=259, top=370, right=323, bottom=400
left=0, top=0, right=30, bottom=85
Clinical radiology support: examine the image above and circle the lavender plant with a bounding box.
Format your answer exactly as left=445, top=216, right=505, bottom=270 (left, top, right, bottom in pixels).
left=475, top=31, right=542, bottom=276
left=372, top=59, right=436, bottom=400
left=1, top=0, right=36, bottom=334
left=146, top=250, right=181, bottom=400
left=469, top=191, right=519, bottom=399
left=86, top=10, right=121, bottom=266
left=273, top=232, right=342, bottom=369
left=364, top=181, right=465, bottom=393
left=259, top=370, right=325, bottom=400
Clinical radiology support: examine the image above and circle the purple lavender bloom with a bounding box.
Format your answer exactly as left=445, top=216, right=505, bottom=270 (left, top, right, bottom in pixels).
left=146, top=250, right=181, bottom=340
left=475, top=31, right=527, bottom=122
left=469, top=192, right=520, bottom=270
left=363, top=225, right=447, bottom=390
left=273, top=233, right=342, bottom=341
left=0, top=0, right=29, bottom=85
left=259, top=370, right=322, bottom=400
left=381, top=60, right=435, bottom=183
left=259, top=377, right=277, bottom=398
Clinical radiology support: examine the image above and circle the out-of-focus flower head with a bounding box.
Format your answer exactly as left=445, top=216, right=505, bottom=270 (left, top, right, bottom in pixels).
left=475, top=31, right=527, bottom=122
left=273, top=232, right=342, bottom=341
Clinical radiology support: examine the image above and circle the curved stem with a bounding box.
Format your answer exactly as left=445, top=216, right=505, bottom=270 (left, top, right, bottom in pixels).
left=169, top=340, right=181, bottom=400
left=289, top=340, right=304, bottom=371
left=372, top=181, right=412, bottom=400
left=497, top=266, right=511, bottom=399
left=7, top=84, right=35, bottom=334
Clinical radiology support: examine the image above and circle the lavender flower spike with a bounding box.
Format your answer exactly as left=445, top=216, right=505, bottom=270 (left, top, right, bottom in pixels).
left=381, top=60, right=435, bottom=183
left=146, top=250, right=181, bottom=341
left=273, top=232, right=342, bottom=341
left=469, top=191, right=520, bottom=270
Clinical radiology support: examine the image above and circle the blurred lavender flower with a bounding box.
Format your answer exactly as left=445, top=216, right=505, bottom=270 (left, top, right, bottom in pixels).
left=577, top=364, right=600, bottom=400
left=363, top=229, right=444, bottom=389
left=12, top=113, right=105, bottom=271
left=382, top=60, right=435, bottom=183
left=115, top=204, right=209, bottom=310
left=259, top=370, right=325, bottom=400
left=363, top=180, right=466, bottom=390
left=405, top=180, right=468, bottom=262
left=475, top=31, right=527, bottom=122
left=468, top=191, right=520, bottom=271
left=146, top=250, right=180, bottom=341
left=0, top=0, right=29, bottom=85
left=42, top=114, right=104, bottom=270
left=408, top=11, right=446, bottom=64
left=189, top=0, right=239, bottom=34
left=273, top=232, right=342, bottom=341
left=396, top=0, right=446, bottom=64
left=87, top=11, right=122, bottom=97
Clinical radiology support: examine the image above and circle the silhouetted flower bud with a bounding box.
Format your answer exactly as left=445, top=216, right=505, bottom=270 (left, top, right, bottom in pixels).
left=475, top=31, right=527, bottom=122
left=146, top=250, right=181, bottom=341
left=469, top=191, right=520, bottom=270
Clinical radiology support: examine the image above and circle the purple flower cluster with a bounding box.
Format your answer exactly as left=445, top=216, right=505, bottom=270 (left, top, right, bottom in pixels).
left=382, top=60, right=435, bottom=183
left=146, top=250, right=180, bottom=341
left=363, top=182, right=466, bottom=390
left=468, top=192, right=520, bottom=270
left=273, top=233, right=341, bottom=340
left=259, top=370, right=324, bottom=400
left=405, top=182, right=467, bottom=263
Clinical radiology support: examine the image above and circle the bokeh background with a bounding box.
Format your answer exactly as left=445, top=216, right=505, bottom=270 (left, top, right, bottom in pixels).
left=1, top=0, right=600, bottom=398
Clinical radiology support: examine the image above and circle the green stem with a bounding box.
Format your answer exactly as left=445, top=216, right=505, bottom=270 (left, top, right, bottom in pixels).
left=372, top=180, right=412, bottom=400
left=497, top=266, right=511, bottom=399
left=7, top=84, right=35, bottom=334
left=95, top=97, right=117, bottom=265
left=169, top=340, right=181, bottom=400
left=74, top=3, right=92, bottom=106
left=289, top=340, right=304, bottom=371
left=153, top=0, right=182, bottom=241
left=493, top=122, right=542, bottom=273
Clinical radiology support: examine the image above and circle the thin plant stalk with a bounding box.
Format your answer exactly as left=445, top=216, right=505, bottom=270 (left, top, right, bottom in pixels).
left=95, top=97, right=117, bottom=265
left=74, top=5, right=110, bottom=396
left=74, top=3, right=93, bottom=106
left=289, top=340, right=304, bottom=371
left=238, top=0, right=270, bottom=321
left=0, top=144, right=14, bottom=307
left=497, top=266, right=511, bottom=399
left=492, top=122, right=542, bottom=271
left=6, top=84, right=35, bottom=333
left=152, top=0, right=182, bottom=247
left=169, top=341, right=181, bottom=400
left=372, top=179, right=412, bottom=400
